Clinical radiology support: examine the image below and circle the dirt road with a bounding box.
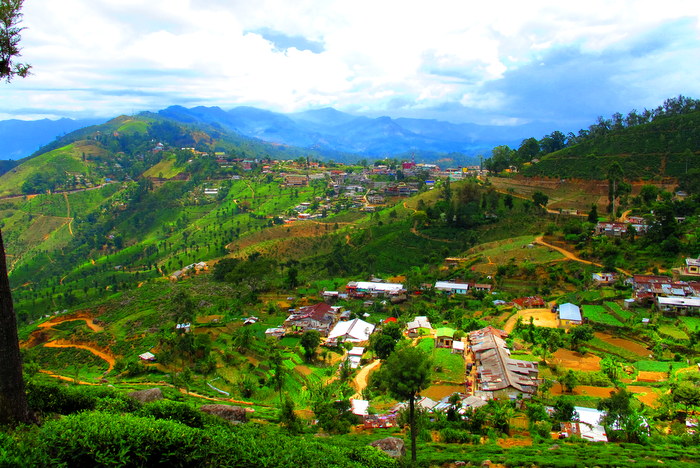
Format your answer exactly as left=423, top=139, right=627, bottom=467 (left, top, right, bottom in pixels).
left=43, top=340, right=116, bottom=372
left=351, top=359, right=381, bottom=398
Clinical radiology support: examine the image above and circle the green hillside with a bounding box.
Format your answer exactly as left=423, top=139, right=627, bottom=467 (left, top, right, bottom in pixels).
left=522, top=110, right=700, bottom=179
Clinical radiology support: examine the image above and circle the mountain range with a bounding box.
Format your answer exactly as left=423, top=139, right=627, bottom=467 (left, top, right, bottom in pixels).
left=0, top=106, right=553, bottom=163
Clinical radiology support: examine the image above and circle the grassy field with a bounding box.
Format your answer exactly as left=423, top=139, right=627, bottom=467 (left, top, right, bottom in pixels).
left=582, top=304, right=625, bottom=327
left=604, top=301, right=634, bottom=321
left=679, top=316, right=700, bottom=332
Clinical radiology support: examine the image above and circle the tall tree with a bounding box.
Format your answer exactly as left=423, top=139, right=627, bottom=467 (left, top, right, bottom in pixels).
left=385, top=346, right=431, bottom=462
left=0, top=0, right=31, bottom=81
left=607, top=162, right=624, bottom=219
left=0, top=230, right=31, bottom=425
left=0, top=0, right=32, bottom=426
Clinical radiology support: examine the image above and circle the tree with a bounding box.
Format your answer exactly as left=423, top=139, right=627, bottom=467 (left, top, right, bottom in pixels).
left=607, top=162, right=624, bottom=218
left=0, top=0, right=31, bottom=82
left=587, top=204, right=599, bottom=223
left=532, top=191, right=549, bottom=209
left=384, top=346, right=431, bottom=462
left=0, top=3, right=32, bottom=424
left=372, top=333, right=396, bottom=360
left=569, top=324, right=594, bottom=351
left=0, top=230, right=32, bottom=425
left=560, top=369, right=579, bottom=393
left=672, top=382, right=700, bottom=415
left=300, top=330, right=321, bottom=362
left=598, top=388, right=648, bottom=443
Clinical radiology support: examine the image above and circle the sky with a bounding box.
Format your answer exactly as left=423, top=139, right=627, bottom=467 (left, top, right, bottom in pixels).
left=1, top=0, right=700, bottom=133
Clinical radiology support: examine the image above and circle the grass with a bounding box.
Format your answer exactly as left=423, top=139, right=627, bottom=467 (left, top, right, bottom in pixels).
left=633, top=360, right=689, bottom=373
left=604, top=301, right=634, bottom=321
left=679, top=316, right=700, bottom=332
left=658, top=325, right=689, bottom=340
left=582, top=304, right=625, bottom=327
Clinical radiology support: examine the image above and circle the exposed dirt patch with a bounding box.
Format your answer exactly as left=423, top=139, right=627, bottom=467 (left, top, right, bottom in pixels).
left=636, top=371, right=668, bottom=382
left=421, top=384, right=465, bottom=401
left=551, top=348, right=601, bottom=371
left=551, top=384, right=660, bottom=406
left=352, top=359, right=381, bottom=398
left=504, top=308, right=558, bottom=333
left=295, top=365, right=313, bottom=376
left=197, top=315, right=223, bottom=324
left=594, top=332, right=650, bottom=357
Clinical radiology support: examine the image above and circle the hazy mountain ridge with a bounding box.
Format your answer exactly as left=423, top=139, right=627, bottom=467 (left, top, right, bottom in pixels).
left=0, top=118, right=104, bottom=161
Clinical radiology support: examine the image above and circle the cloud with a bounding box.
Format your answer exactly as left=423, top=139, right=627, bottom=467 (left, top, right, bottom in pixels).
left=1, top=0, right=698, bottom=129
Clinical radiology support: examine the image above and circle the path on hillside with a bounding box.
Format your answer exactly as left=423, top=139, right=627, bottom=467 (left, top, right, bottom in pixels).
left=38, top=316, right=104, bottom=333
left=534, top=236, right=633, bottom=277
left=63, top=192, right=74, bottom=236
left=351, top=359, right=381, bottom=399
left=43, top=340, right=116, bottom=372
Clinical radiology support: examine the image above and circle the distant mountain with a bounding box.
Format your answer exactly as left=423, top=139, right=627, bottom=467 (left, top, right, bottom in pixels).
left=0, top=118, right=104, bottom=160
left=155, top=105, right=547, bottom=162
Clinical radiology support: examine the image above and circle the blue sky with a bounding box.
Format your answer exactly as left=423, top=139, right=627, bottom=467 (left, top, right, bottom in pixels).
left=1, top=0, right=699, bottom=134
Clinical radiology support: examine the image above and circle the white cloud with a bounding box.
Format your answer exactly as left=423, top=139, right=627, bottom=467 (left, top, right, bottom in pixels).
left=1, top=0, right=698, bottom=124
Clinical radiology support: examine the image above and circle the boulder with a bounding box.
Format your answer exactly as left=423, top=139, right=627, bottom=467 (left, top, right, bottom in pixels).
left=200, top=404, right=248, bottom=424
left=127, top=388, right=163, bottom=403
left=369, top=437, right=405, bottom=459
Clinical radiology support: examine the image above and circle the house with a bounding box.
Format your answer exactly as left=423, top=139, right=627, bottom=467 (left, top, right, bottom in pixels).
left=346, top=281, right=405, bottom=298
left=139, top=352, right=156, bottom=362
left=452, top=340, right=465, bottom=354
left=592, top=272, right=618, bottom=285
left=327, top=318, right=375, bottom=344
left=350, top=399, right=370, bottom=417
left=346, top=347, right=365, bottom=369
left=559, top=407, right=607, bottom=442
left=657, top=296, right=700, bottom=315
left=558, top=303, right=583, bottom=326
left=264, top=327, right=285, bottom=339
left=512, top=296, right=546, bottom=309
left=434, top=281, right=470, bottom=295
left=469, top=326, right=539, bottom=399
left=406, top=316, right=433, bottom=337
left=683, top=256, right=700, bottom=276
left=435, top=327, right=456, bottom=348
left=284, top=302, right=337, bottom=336
left=175, top=323, right=191, bottom=333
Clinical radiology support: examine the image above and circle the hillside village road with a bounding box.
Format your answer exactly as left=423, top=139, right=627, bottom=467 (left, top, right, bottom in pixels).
left=534, top=236, right=633, bottom=277
left=351, top=359, right=381, bottom=399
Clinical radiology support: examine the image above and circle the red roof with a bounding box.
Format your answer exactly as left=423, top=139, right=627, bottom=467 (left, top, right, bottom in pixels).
left=383, top=317, right=397, bottom=323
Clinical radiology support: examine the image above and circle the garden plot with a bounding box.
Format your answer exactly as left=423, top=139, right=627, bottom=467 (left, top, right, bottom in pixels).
left=551, top=385, right=660, bottom=406
left=582, top=305, right=624, bottom=327
left=551, top=348, right=601, bottom=371
left=594, top=332, right=649, bottom=357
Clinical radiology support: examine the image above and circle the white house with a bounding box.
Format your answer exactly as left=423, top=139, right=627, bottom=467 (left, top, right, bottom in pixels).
left=327, top=318, right=375, bottom=344
left=434, top=281, right=470, bottom=294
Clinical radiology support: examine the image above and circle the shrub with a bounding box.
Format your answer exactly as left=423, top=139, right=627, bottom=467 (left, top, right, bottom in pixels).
left=38, top=412, right=210, bottom=466
left=440, top=427, right=478, bottom=444
left=137, top=400, right=204, bottom=428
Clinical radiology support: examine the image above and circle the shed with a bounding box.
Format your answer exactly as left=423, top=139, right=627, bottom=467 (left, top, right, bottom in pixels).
left=558, top=303, right=582, bottom=325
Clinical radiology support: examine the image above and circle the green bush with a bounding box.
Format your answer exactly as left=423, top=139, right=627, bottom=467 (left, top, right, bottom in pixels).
left=137, top=400, right=204, bottom=428
left=440, top=427, right=479, bottom=444
left=39, top=412, right=210, bottom=466
left=26, top=381, right=97, bottom=415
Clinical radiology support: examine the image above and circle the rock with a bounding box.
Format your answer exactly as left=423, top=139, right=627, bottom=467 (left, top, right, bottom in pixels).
left=200, top=404, right=248, bottom=424
left=369, top=437, right=405, bottom=459
left=127, top=388, right=163, bottom=403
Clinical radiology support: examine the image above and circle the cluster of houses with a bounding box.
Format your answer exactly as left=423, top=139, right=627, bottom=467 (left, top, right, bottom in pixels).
left=631, top=274, right=700, bottom=315
left=169, top=261, right=208, bottom=281
left=595, top=216, right=650, bottom=237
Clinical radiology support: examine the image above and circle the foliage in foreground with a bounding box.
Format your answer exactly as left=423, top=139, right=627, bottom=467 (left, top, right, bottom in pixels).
left=0, top=411, right=398, bottom=468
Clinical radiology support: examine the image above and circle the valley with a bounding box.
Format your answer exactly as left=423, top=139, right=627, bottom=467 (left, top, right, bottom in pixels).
left=1, top=108, right=700, bottom=467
